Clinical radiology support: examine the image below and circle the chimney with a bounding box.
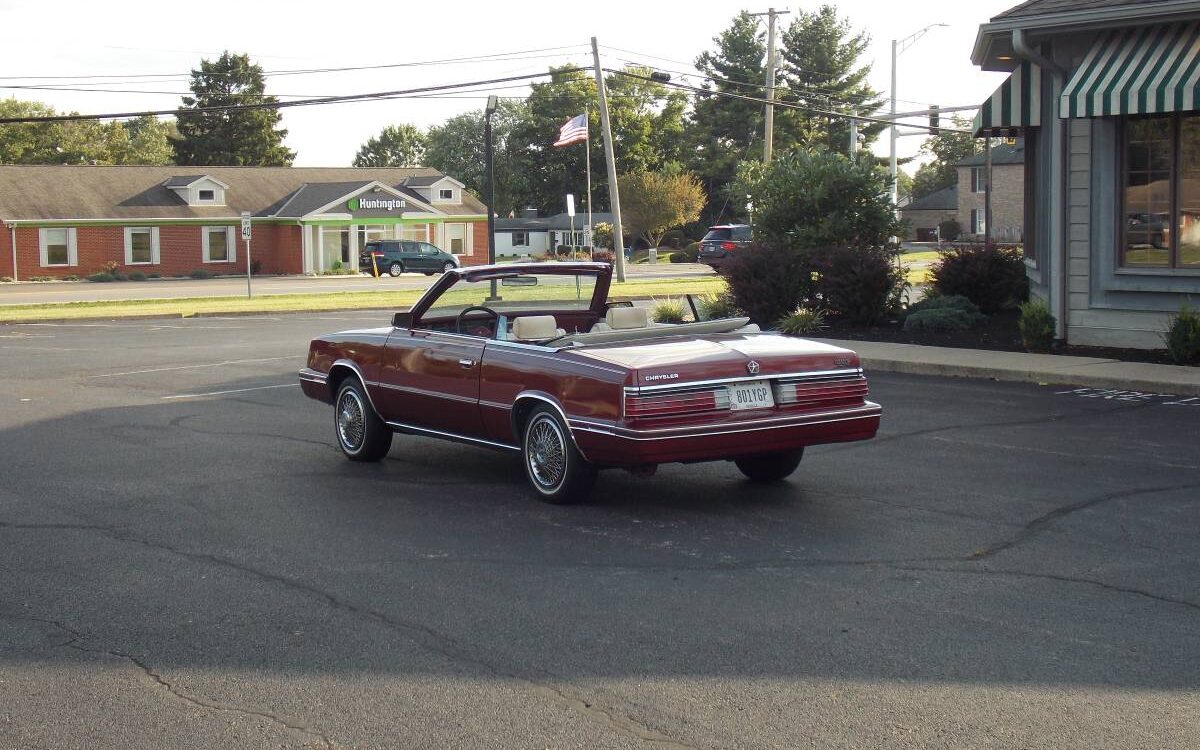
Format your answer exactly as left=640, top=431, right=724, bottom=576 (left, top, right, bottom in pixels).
left=520, top=208, right=538, bottom=219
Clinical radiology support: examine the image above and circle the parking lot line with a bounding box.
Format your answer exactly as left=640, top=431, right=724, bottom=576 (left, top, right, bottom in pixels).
left=91, top=356, right=302, bottom=379
left=160, top=383, right=299, bottom=400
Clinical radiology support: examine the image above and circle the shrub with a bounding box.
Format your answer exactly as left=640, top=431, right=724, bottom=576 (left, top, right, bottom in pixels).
left=903, top=308, right=980, bottom=333
left=592, top=222, right=613, bottom=250
left=113, top=272, right=129, bottom=281
left=62, top=274, right=79, bottom=281
left=652, top=298, right=687, bottom=324
left=671, top=241, right=700, bottom=263
left=189, top=269, right=214, bottom=279
left=938, top=219, right=961, bottom=242
left=1018, top=298, right=1056, bottom=353
left=591, top=249, right=614, bottom=263
left=777, top=307, right=826, bottom=335
left=810, top=246, right=906, bottom=325
left=101, top=260, right=121, bottom=275
left=724, top=242, right=814, bottom=327
left=0, top=276, right=12, bottom=283
left=331, top=259, right=344, bottom=271
left=147, top=272, right=161, bottom=279
left=87, top=272, right=115, bottom=282
left=698, top=292, right=740, bottom=320
left=906, top=294, right=986, bottom=323
left=250, top=259, right=263, bottom=275
left=930, top=244, right=1028, bottom=313
left=1163, top=303, right=1200, bottom=364
left=128, top=271, right=146, bottom=282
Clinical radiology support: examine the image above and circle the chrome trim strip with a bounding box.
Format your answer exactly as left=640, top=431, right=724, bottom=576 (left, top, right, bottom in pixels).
left=326, top=359, right=384, bottom=415
left=500, top=347, right=627, bottom=374
left=373, top=381, right=477, bottom=404
left=298, top=368, right=328, bottom=384
left=512, top=391, right=589, bottom=460
left=624, top=368, right=864, bottom=393
left=570, top=402, right=881, bottom=440
left=385, top=420, right=520, bottom=451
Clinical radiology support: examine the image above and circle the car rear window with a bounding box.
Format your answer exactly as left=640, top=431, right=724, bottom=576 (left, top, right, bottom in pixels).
left=731, top=226, right=752, bottom=241
left=702, top=228, right=732, bottom=242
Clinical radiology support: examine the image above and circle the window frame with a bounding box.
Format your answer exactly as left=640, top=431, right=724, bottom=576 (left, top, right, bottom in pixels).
left=39, top=227, right=77, bottom=267
left=512, top=231, right=530, bottom=247
left=201, top=226, right=236, bottom=263
left=971, top=167, right=987, bottom=194
left=1118, top=114, right=1200, bottom=271
left=438, top=188, right=455, bottom=201
left=123, top=226, right=160, bottom=265
left=197, top=189, right=216, bottom=202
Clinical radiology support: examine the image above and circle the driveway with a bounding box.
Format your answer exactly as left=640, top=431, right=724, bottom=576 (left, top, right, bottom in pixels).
left=0, top=313, right=1196, bottom=749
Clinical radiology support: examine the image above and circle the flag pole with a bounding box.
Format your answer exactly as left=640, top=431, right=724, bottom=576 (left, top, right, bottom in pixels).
left=585, top=106, right=593, bottom=253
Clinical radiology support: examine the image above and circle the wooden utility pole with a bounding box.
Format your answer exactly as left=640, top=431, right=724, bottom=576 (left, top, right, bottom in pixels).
left=591, top=36, right=626, bottom=281
left=752, top=8, right=789, bottom=163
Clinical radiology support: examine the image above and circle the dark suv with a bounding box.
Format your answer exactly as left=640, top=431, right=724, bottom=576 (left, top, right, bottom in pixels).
left=360, top=240, right=459, bottom=277
left=697, top=225, right=753, bottom=270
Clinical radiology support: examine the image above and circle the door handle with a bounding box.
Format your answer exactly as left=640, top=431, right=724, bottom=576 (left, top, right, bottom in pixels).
left=458, top=358, right=476, bottom=368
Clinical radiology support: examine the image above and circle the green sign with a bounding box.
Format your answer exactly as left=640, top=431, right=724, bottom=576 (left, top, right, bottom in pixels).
left=348, top=196, right=406, bottom=212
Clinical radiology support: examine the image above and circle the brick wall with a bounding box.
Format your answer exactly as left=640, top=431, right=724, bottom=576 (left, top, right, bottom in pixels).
left=0, top=221, right=11, bottom=278
left=466, top=220, right=489, bottom=266
left=957, top=164, right=1025, bottom=242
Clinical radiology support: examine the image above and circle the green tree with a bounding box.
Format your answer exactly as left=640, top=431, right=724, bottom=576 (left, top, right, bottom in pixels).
left=0, top=100, right=175, bottom=165
left=776, top=5, right=883, bottom=155
left=687, top=11, right=766, bottom=224
left=352, top=124, right=427, bottom=167
left=174, top=51, right=294, bottom=166
left=111, top=116, right=176, bottom=165
left=912, top=115, right=979, bottom=199
left=617, top=169, right=707, bottom=248
left=425, top=99, right=528, bottom=217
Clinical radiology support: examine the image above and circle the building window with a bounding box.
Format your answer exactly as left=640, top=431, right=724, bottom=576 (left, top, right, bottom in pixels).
left=971, top=209, right=986, bottom=235
left=202, top=226, right=235, bottom=263
left=512, top=231, right=529, bottom=247
left=971, top=167, right=987, bottom=193
left=197, top=189, right=216, bottom=202
left=445, top=222, right=467, bottom=254
left=438, top=188, right=454, bottom=201
left=1121, top=115, right=1200, bottom=269
left=124, top=227, right=159, bottom=265
left=39, top=227, right=77, bottom=267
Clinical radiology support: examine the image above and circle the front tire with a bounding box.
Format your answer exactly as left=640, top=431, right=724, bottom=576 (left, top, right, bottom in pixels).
left=334, top=378, right=392, bottom=462
left=522, top=406, right=596, bottom=504
left=442, top=261, right=455, bottom=273
left=734, top=449, right=803, bottom=482
left=387, top=262, right=403, bottom=277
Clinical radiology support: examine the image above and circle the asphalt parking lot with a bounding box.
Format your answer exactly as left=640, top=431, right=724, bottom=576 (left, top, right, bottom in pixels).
left=1, top=312, right=1197, bottom=749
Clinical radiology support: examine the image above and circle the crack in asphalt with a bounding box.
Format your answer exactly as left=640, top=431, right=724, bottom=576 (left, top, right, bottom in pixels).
left=169, top=415, right=333, bottom=449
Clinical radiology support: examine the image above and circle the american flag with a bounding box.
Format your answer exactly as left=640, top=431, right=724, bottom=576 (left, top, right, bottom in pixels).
left=553, top=113, right=588, bottom=147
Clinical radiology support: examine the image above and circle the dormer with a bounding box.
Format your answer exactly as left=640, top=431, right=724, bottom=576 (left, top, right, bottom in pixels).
left=165, top=175, right=229, bottom=207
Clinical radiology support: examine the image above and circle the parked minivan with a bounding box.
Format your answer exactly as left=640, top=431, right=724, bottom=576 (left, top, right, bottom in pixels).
left=697, top=224, right=753, bottom=270
left=360, top=240, right=459, bottom=277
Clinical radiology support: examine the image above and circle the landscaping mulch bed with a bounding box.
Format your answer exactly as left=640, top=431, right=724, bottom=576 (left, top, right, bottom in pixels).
left=822, top=310, right=1183, bottom=366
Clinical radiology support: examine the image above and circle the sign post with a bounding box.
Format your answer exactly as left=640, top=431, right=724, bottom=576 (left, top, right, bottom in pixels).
left=241, top=212, right=253, bottom=298
left=566, top=194, right=576, bottom=257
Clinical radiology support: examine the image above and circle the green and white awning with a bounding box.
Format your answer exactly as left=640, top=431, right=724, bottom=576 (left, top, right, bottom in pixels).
left=973, top=61, right=1041, bottom=137
left=1061, top=22, right=1200, bottom=118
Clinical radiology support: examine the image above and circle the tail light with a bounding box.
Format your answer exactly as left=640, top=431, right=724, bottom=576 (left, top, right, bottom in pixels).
left=720, top=241, right=736, bottom=251
left=774, top=377, right=869, bottom=408
left=625, top=389, right=729, bottom=418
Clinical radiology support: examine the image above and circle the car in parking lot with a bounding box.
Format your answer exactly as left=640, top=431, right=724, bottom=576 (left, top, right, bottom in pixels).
left=300, top=262, right=881, bottom=504
left=698, top=224, right=753, bottom=270
left=360, top=240, right=459, bottom=277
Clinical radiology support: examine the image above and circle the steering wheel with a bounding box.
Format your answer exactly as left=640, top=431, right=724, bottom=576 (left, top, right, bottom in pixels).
left=456, top=305, right=499, bottom=336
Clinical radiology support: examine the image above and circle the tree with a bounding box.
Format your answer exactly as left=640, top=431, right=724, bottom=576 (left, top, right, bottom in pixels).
left=776, top=5, right=884, bottom=156
left=687, top=11, right=766, bottom=224
left=912, top=115, right=980, bottom=199
left=0, top=100, right=174, bottom=165
left=352, top=124, right=427, bottom=167
left=736, top=148, right=901, bottom=250
left=425, top=99, right=528, bottom=217
left=617, top=169, right=707, bottom=248
left=174, top=51, right=294, bottom=166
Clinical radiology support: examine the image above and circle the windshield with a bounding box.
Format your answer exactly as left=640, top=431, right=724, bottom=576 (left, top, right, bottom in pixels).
left=424, top=272, right=599, bottom=318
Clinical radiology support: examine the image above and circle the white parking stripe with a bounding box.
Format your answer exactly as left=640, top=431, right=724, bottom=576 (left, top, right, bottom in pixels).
left=91, top=356, right=301, bottom=378
left=161, top=383, right=299, bottom=400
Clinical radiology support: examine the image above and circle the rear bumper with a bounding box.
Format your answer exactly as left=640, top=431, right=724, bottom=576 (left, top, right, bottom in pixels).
left=299, top=368, right=332, bottom=403
left=569, top=401, right=881, bottom=466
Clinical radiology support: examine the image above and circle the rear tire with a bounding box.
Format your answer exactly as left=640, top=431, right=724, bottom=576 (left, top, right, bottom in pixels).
left=388, top=262, right=403, bottom=277
left=734, top=449, right=803, bottom=482
left=442, top=261, right=456, bottom=273
left=334, top=378, right=392, bottom=462
left=522, top=406, right=596, bottom=504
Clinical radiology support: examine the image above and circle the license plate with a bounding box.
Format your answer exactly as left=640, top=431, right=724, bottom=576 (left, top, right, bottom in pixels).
left=728, top=380, right=774, bottom=411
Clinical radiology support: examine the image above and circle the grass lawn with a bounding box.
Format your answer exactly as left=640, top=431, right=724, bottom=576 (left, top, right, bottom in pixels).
left=0, top=277, right=727, bottom=323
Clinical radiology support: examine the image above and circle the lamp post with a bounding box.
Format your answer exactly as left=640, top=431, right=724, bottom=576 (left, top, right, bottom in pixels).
left=484, top=95, right=498, bottom=267
left=889, top=24, right=947, bottom=210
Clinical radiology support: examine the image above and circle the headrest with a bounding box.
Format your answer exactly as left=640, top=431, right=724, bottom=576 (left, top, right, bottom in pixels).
left=512, top=315, right=560, bottom=340
left=606, top=306, right=651, bottom=330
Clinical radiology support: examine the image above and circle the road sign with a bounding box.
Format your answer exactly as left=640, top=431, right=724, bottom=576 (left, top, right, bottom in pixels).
left=566, top=194, right=575, bottom=218
left=240, top=212, right=252, bottom=240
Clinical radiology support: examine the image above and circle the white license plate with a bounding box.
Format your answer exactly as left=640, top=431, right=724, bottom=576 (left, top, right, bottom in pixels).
left=728, top=381, right=775, bottom=411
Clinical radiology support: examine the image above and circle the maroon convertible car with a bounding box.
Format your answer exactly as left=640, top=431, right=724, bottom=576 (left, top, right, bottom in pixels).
left=300, top=262, right=881, bottom=503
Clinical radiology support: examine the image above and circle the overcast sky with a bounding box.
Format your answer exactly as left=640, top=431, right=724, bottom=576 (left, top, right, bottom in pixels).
left=0, top=0, right=1017, bottom=172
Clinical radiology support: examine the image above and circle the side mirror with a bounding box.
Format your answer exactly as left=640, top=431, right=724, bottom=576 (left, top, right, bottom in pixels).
left=391, top=311, right=413, bottom=328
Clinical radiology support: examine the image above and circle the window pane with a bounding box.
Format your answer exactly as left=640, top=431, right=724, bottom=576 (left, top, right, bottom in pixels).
left=131, top=230, right=152, bottom=263
left=446, top=223, right=466, bottom=254
left=1123, top=117, right=1172, bottom=267
left=1178, top=117, right=1200, bottom=266
left=208, top=228, right=228, bottom=261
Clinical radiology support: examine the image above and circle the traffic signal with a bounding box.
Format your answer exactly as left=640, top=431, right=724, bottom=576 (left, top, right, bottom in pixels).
left=929, top=104, right=941, bottom=135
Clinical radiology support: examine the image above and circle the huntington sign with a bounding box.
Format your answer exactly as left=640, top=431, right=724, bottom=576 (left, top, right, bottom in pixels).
left=348, top=197, right=406, bottom=211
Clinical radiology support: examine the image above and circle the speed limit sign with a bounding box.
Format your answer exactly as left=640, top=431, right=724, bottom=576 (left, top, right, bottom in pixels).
left=240, top=212, right=252, bottom=240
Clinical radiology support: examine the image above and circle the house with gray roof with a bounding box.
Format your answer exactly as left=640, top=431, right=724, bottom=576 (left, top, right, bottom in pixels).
left=0, top=166, right=487, bottom=278
left=971, top=0, right=1200, bottom=348
left=493, top=210, right=614, bottom=257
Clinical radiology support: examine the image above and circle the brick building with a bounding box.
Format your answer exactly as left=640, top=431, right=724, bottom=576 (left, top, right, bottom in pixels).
left=956, top=140, right=1026, bottom=242
left=0, top=166, right=489, bottom=280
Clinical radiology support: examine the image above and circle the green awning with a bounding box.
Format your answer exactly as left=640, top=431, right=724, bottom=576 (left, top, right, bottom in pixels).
left=1060, top=22, right=1200, bottom=118
left=973, top=61, right=1041, bottom=137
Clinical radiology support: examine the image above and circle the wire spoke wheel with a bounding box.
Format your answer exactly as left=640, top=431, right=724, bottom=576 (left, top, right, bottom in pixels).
left=527, top=417, right=566, bottom=491
left=336, top=389, right=366, bottom=452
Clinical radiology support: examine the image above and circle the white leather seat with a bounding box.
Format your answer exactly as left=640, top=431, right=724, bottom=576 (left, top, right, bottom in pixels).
left=592, top=306, right=651, bottom=332
left=511, top=315, right=565, bottom=341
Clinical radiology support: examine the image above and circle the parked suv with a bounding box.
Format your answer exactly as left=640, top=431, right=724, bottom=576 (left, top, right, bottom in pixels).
left=697, top=224, right=753, bottom=269
left=360, top=240, right=459, bottom=277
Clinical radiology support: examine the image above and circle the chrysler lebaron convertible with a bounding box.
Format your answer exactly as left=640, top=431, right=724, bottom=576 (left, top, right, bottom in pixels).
left=300, top=262, right=881, bottom=503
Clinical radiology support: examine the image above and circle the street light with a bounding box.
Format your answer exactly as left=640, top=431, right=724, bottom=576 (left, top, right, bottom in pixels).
left=484, top=94, right=498, bottom=270
left=889, top=24, right=947, bottom=210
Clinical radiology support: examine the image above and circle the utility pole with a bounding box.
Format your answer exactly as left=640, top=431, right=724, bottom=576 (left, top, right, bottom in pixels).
left=752, top=8, right=789, bottom=163
left=889, top=25, right=947, bottom=210
left=591, top=36, right=626, bottom=282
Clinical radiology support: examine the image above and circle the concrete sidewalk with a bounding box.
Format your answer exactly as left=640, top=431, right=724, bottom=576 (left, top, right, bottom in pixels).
left=815, top=338, right=1200, bottom=397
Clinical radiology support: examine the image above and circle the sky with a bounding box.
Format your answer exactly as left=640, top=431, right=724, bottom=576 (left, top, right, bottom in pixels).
left=0, top=0, right=1018, bottom=172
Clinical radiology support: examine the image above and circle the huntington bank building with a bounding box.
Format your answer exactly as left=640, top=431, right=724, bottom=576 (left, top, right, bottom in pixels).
left=0, top=166, right=489, bottom=280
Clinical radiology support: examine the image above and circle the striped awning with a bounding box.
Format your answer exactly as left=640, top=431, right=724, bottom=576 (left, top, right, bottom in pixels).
left=1061, top=22, right=1200, bottom=118
left=973, top=61, right=1042, bottom=137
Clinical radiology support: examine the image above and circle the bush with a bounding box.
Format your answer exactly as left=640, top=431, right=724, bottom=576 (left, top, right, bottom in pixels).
left=810, top=246, right=906, bottom=325
left=777, top=307, right=826, bottom=335
left=189, top=269, right=215, bottom=279
left=62, top=274, right=79, bottom=281
left=101, top=260, right=121, bottom=275
left=251, top=259, right=263, bottom=275
left=87, top=272, right=115, bottom=282
left=128, top=271, right=146, bottom=282
left=903, top=308, right=980, bottom=333
left=724, top=242, right=814, bottom=327
left=906, top=294, right=986, bottom=323
left=671, top=241, right=700, bottom=263
left=111, top=272, right=129, bottom=281
left=938, top=219, right=961, bottom=242
left=930, top=244, right=1028, bottom=313
left=592, top=222, right=613, bottom=250
left=147, top=272, right=161, bottom=279
left=698, top=292, right=740, bottom=320
left=1163, top=303, right=1200, bottom=364
left=0, top=276, right=12, bottom=283
left=652, top=298, right=687, bottom=324
left=591, top=249, right=614, bottom=263
left=1018, top=298, right=1056, bottom=352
